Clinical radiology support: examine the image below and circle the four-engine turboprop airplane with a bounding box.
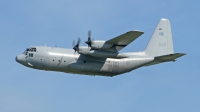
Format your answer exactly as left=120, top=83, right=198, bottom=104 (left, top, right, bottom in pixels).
left=16, top=18, right=185, bottom=77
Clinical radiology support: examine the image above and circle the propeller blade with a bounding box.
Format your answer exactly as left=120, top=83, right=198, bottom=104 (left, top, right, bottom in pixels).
left=72, top=40, right=75, bottom=46
left=85, top=30, right=92, bottom=47
left=88, top=30, right=91, bottom=40
left=72, top=37, right=81, bottom=54
left=77, top=37, right=81, bottom=47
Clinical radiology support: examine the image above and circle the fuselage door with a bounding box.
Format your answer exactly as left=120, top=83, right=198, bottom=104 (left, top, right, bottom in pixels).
left=44, top=58, right=50, bottom=67
left=112, top=60, right=118, bottom=73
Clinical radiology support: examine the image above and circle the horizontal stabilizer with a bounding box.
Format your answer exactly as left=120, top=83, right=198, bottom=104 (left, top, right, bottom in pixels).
left=145, top=53, right=186, bottom=66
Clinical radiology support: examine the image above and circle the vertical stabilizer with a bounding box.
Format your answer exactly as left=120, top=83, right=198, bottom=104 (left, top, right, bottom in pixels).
left=145, top=18, right=174, bottom=56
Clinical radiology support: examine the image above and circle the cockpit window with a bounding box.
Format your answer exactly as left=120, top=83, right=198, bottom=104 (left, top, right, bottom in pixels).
left=23, top=48, right=29, bottom=55
left=29, top=47, right=36, bottom=52
left=23, top=47, right=37, bottom=55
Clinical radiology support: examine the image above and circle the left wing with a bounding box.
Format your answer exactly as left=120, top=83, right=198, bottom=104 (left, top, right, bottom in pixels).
left=106, top=30, right=144, bottom=51
left=78, top=30, right=144, bottom=59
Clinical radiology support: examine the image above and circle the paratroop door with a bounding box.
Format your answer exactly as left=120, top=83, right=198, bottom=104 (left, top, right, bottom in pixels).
left=44, top=58, right=50, bottom=67
left=112, top=61, right=118, bottom=73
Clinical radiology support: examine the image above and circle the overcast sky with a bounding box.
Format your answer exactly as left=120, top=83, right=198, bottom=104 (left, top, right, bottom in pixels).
left=0, top=0, right=200, bottom=112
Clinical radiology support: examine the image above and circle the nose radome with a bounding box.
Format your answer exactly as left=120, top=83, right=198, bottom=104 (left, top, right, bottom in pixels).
left=15, top=56, right=19, bottom=62
left=15, top=54, right=26, bottom=65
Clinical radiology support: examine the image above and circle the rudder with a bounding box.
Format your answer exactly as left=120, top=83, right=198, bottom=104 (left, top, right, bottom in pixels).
left=145, top=18, right=174, bottom=56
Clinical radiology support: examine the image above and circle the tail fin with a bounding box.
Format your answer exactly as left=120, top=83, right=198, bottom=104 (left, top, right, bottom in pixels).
left=145, top=18, right=174, bottom=56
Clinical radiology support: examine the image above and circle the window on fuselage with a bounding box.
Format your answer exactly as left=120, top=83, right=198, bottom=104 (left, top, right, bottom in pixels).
left=29, top=53, right=33, bottom=57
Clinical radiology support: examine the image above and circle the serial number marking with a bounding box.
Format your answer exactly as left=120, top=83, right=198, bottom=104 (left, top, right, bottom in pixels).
left=159, top=43, right=166, bottom=47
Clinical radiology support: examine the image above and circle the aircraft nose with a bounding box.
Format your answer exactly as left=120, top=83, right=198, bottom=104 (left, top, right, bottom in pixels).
left=15, top=56, right=19, bottom=62
left=15, top=54, right=26, bottom=65
left=15, top=55, right=22, bottom=62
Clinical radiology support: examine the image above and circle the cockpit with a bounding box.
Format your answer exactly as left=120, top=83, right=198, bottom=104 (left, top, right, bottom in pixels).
left=23, top=47, right=37, bottom=55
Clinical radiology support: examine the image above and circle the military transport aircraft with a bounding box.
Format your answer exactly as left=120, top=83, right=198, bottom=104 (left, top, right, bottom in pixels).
left=16, top=18, right=185, bottom=77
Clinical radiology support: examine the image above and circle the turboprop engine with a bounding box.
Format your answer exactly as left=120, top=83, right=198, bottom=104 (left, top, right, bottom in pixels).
left=73, top=31, right=127, bottom=59
left=85, top=30, right=114, bottom=50
left=78, top=46, right=127, bottom=58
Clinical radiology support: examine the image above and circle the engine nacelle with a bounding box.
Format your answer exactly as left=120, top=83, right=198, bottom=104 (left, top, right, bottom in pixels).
left=91, top=41, right=113, bottom=50
left=78, top=47, right=127, bottom=59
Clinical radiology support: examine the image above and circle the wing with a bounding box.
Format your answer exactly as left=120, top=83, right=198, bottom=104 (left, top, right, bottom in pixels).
left=78, top=30, right=144, bottom=59
left=106, top=30, right=144, bottom=51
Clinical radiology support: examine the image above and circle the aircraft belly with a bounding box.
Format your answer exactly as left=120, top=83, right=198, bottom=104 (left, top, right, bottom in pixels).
left=68, top=60, right=116, bottom=75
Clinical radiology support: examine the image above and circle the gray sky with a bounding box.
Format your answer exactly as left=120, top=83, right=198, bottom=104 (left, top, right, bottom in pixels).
left=0, top=0, right=199, bottom=112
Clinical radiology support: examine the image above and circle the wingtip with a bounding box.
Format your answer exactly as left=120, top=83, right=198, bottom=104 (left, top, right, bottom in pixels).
left=131, top=30, right=144, bottom=34
left=160, top=18, right=169, bottom=22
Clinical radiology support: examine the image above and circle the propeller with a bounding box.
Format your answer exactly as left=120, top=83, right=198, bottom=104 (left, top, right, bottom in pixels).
left=85, top=30, right=92, bottom=47
left=73, top=37, right=81, bottom=54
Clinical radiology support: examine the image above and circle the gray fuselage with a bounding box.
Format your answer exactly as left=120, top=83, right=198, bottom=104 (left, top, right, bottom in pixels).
left=16, top=46, right=154, bottom=76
